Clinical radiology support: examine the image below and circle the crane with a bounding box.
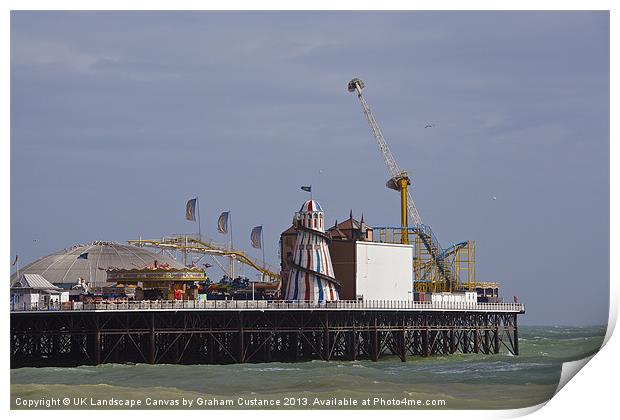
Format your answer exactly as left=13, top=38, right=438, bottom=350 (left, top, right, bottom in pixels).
left=347, top=78, right=421, bottom=242
left=348, top=77, right=456, bottom=290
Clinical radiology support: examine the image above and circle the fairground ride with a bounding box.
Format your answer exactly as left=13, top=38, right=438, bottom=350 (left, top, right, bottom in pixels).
left=127, top=235, right=281, bottom=286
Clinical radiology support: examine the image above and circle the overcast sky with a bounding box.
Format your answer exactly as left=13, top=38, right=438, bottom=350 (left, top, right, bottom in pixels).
left=10, top=11, right=609, bottom=325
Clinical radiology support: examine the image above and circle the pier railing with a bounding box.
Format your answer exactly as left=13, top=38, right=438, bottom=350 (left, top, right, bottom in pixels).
left=10, top=300, right=525, bottom=313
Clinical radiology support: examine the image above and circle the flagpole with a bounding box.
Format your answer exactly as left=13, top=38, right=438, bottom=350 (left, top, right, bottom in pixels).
left=229, top=211, right=234, bottom=279
left=261, top=226, right=265, bottom=283
left=196, top=196, right=202, bottom=241
left=301, top=185, right=312, bottom=198
left=229, top=211, right=234, bottom=249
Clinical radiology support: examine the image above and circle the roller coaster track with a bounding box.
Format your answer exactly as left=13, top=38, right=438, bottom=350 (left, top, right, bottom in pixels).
left=411, top=225, right=449, bottom=285
left=373, top=225, right=462, bottom=289
left=376, top=225, right=467, bottom=289
left=412, top=226, right=468, bottom=289
left=127, top=238, right=281, bottom=283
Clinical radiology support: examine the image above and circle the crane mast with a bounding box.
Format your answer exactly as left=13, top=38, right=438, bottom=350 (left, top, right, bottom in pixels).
left=347, top=78, right=423, bottom=231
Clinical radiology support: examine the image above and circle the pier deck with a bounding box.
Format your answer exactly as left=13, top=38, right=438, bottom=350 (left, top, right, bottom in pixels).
left=11, top=301, right=524, bottom=368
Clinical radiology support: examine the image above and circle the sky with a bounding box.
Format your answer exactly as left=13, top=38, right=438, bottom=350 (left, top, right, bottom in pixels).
left=10, top=11, right=609, bottom=325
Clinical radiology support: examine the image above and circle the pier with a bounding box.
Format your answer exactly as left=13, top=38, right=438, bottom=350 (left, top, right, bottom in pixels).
left=11, top=301, right=524, bottom=367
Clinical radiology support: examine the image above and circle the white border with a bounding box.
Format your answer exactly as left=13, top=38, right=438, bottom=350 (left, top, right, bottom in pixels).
left=3, top=2, right=616, bottom=419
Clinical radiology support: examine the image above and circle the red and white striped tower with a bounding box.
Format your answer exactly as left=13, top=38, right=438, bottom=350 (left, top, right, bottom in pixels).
left=283, top=199, right=339, bottom=302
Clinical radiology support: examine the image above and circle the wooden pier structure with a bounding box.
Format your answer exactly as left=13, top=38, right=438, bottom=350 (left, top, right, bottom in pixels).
left=10, top=301, right=524, bottom=368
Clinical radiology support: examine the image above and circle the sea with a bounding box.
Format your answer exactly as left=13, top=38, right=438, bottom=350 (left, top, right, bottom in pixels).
left=10, top=325, right=606, bottom=410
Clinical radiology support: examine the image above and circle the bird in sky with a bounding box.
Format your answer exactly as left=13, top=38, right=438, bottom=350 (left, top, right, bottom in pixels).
left=424, top=124, right=435, bottom=128
left=492, top=196, right=497, bottom=201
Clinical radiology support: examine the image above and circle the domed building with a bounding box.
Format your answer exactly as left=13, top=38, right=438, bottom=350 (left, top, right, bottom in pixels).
left=10, top=241, right=185, bottom=289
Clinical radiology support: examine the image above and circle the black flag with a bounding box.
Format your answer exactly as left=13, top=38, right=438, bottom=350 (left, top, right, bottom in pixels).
left=218, top=211, right=229, bottom=234
left=251, top=226, right=263, bottom=249
left=185, top=198, right=197, bottom=221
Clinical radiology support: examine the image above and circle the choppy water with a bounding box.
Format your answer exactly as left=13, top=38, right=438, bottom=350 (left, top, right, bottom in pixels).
left=11, top=326, right=606, bottom=410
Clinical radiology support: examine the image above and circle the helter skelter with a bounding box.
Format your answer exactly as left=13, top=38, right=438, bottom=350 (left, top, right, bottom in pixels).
left=283, top=199, right=339, bottom=302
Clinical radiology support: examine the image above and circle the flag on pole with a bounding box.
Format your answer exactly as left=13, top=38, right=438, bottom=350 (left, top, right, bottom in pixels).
left=185, top=198, right=197, bottom=221
left=77, top=252, right=89, bottom=260
left=301, top=185, right=312, bottom=193
left=251, top=226, right=263, bottom=249
left=218, top=211, right=229, bottom=234
left=11, top=255, right=18, bottom=266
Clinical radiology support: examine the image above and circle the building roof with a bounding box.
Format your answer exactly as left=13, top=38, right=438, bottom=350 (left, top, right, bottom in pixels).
left=10, top=241, right=185, bottom=287
left=328, top=227, right=349, bottom=240
left=327, top=212, right=371, bottom=232
left=282, top=211, right=372, bottom=240
left=281, top=225, right=297, bottom=236
left=11, top=274, right=60, bottom=291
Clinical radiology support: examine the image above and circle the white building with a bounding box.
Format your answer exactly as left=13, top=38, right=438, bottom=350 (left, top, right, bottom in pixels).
left=355, top=241, right=414, bottom=301
left=10, top=274, right=69, bottom=310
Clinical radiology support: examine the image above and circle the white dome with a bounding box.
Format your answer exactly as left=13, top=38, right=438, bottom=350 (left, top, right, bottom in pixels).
left=10, top=241, right=184, bottom=287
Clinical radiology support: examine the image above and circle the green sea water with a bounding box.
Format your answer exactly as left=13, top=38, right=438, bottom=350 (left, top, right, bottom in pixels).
left=10, top=325, right=606, bottom=410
